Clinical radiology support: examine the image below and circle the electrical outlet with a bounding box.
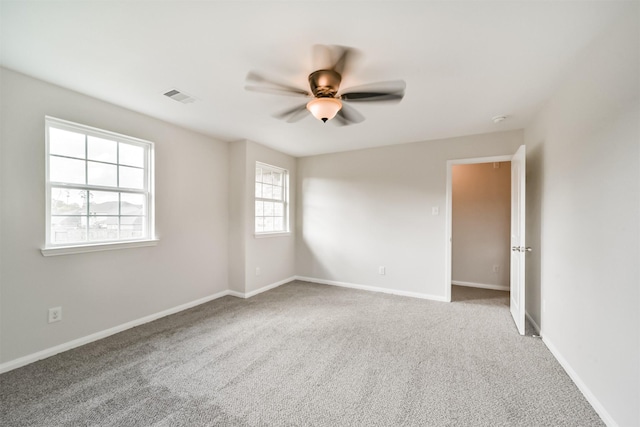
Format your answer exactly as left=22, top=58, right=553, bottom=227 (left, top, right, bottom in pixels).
left=431, top=206, right=439, bottom=215
left=379, top=266, right=386, bottom=275
left=48, top=307, right=62, bottom=323
left=492, top=265, right=500, bottom=273
left=255, top=267, right=261, bottom=276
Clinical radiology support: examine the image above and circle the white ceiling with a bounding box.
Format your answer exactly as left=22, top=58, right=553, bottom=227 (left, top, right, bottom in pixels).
left=0, top=1, right=630, bottom=157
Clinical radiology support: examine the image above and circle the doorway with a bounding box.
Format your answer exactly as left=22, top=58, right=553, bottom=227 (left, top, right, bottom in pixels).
left=445, top=155, right=512, bottom=301
left=450, top=161, right=511, bottom=297
left=444, top=147, right=527, bottom=335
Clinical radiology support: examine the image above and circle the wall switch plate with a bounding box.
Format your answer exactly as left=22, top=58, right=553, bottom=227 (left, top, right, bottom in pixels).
left=432, top=207, right=439, bottom=215
left=48, top=307, right=62, bottom=323
left=379, top=266, right=386, bottom=275
left=492, top=265, right=500, bottom=273
left=255, top=267, right=261, bottom=276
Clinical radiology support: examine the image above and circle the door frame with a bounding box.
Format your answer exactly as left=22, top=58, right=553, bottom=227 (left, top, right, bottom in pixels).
left=444, top=154, right=513, bottom=302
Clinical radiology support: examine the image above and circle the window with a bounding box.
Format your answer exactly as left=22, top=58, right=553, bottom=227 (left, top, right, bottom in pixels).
left=255, top=162, right=288, bottom=235
left=44, top=117, right=154, bottom=252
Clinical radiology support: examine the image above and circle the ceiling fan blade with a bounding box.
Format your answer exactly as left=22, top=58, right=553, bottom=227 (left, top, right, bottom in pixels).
left=246, top=72, right=310, bottom=96
left=274, top=103, right=309, bottom=123
left=245, top=85, right=309, bottom=97
left=329, top=45, right=360, bottom=76
left=312, top=45, right=333, bottom=71
left=311, top=45, right=360, bottom=76
left=334, top=103, right=365, bottom=126
left=340, top=80, right=406, bottom=102
left=341, top=92, right=404, bottom=102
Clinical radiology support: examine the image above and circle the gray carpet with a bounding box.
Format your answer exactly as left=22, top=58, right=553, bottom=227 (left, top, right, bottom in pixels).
left=0, top=281, right=603, bottom=426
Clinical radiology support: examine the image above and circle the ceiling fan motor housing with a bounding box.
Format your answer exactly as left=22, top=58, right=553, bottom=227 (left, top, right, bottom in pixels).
left=309, top=70, right=342, bottom=98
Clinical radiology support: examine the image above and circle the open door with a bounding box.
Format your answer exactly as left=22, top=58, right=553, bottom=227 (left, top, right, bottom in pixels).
left=510, top=145, right=527, bottom=335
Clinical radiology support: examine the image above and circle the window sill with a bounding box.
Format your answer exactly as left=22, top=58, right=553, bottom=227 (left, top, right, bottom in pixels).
left=41, top=239, right=159, bottom=257
left=254, top=232, right=291, bottom=239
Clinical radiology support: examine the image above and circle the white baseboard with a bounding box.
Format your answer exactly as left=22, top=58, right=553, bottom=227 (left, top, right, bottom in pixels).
left=542, top=337, right=617, bottom=427
left=451, top=280, right=509, bottom=292
left=226, top=290, right=245, bottom=298
left=0, top=290, right=231, bottom=374
left=525, top=311, right=541, bottom=335
left=295, top=276, right=448, bottom=302
left=229, top=276, right=296, bottom=299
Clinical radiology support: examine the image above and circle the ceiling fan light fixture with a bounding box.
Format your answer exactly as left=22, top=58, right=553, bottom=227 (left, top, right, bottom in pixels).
left=306, top=97, right=342, bottom=122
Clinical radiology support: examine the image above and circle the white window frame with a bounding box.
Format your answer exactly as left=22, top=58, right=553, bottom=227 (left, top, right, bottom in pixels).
left=254, top=162, right=289, bottom=237
left=42, top=116, right=156, bottom=256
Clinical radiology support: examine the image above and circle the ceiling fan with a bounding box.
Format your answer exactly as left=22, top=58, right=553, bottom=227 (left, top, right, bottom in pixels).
left=245, top=45, right=406, bottom=125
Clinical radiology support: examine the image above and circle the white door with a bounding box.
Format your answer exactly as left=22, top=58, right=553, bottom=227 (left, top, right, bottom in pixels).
left=510, top=145, right=527, bottom=335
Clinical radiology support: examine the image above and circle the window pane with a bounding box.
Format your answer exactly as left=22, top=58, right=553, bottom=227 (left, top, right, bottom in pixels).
left=50, top=156, right=86, bottom=184
left=262, top=172, right=273, bottom=184
left=263, top=184, right=273, bottom=199
left=51, top=216, right=87, bottom=244
left=121, top=193, right=145, bottom=215
left=88, top=136, right=117, bottom=163
left=274, top=202, right=284, bottom=217
left=88, top=216, right=119, bottom=242
left=88, top=161, right=117, bottom=187
left=255, top=217, right=264, bottom=233
left=264, top=217, right=274, bottom=232
left=121, top=216, right=144, bottom=239
left=51, top=189, right=85, bottom=215
left=272, top=186, right=282, bottom=200
left=89, top=191, right=119, bottom=215
left=264, top=201, right=274, bottom=216
left=49, top=128, right=85, bottom=159
left=255, top=183, right=262, bottom=198
left=272, top=172, right=282, bottom=186
left=119, top=142, right=144, bottom=167
left=274, top=217, right=283, bottom=231
left=120, top=166, right=144, bottom=189
left=255, top=201, right=263, bottom=216
left=255, top=168, right=262, bottom=183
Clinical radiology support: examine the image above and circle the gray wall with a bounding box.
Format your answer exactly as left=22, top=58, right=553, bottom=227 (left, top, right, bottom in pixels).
left=452, top=162, right=510, bottom=289
left=295, top=130, right=522, bottom=299
left=0, top=69, right=229, bottom=363
left=524, top=12, right=639, bottom=426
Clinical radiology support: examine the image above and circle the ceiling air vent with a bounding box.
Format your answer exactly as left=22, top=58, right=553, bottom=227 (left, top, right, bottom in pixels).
left=163, top=89, right=196, bottom=104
